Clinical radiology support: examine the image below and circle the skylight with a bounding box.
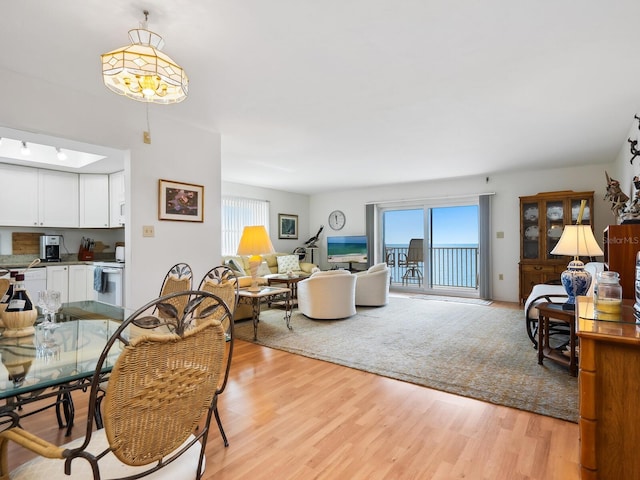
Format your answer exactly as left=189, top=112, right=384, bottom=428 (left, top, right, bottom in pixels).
left=0, top=137, right=106, bottom=169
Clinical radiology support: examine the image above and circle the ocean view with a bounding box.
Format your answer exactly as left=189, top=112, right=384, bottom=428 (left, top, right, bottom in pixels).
left=385, top=243, right=479, bottom=288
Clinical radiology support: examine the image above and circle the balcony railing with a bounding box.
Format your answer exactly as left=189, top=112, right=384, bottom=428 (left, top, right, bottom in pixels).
left=385, top=246, right=479, bottom=289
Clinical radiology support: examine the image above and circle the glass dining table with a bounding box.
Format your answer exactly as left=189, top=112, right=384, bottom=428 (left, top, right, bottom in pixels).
left=0, top=301, right=125, bottom=434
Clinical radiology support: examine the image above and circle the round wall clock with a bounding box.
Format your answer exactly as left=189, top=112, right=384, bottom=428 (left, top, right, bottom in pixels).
left=328, top=210, right=346, bottom=230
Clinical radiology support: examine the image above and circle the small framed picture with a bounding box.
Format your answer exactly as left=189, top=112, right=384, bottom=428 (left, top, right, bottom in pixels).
left=158, top=179, right=204, bottom=222
left=278, top=214, right=298, bottom=239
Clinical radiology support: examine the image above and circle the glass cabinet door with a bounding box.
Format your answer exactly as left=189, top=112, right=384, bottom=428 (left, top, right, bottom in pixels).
left=522, top=202, right=540, bottom=259
left=571, top=199, right=591, bottom=225
left=546, top=200, right=564, bottom=259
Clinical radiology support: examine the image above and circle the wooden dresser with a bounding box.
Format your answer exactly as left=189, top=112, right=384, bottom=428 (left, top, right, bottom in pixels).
left=576, top=297, right=640, bottom=479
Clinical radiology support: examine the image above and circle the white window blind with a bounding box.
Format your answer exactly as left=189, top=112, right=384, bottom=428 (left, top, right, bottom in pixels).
left=221, top=196, right=270, bottom=255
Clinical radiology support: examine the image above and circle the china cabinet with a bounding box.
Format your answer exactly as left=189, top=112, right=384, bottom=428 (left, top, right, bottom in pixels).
left=519, top=190, right=594, bottom=303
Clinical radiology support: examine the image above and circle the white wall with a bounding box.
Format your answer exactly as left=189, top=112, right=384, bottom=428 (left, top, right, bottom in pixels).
left=0, top=68, right=221, bottom=310
left=222, top=182, right=311, bottom=254
left=309, top=163, right=614, bottom=303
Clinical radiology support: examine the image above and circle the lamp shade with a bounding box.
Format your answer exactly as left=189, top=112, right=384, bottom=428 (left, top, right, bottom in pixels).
left=237, top=226, right=275, bottom=256
left=550, top=225, right=604, bottom=257
left=102, top=27, right=188, bottom=104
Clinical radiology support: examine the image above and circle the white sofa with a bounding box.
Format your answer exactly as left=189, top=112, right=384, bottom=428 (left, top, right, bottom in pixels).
left=297, top=270, right=356, bottom=320
left=524, top=261, right=605, bottom=346
left=355, top=263, right=390, bottom=306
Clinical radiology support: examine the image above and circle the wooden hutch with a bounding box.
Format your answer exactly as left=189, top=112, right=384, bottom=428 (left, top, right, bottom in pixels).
left=602, top=223, right=640, bottom=299
left=519, top=190, right=595, bottom=304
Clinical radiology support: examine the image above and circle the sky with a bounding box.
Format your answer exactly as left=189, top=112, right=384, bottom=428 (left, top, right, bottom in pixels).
left=384, top=205, right=479, bottom=245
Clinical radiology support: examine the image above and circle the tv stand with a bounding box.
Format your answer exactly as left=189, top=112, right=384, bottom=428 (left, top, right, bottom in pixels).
left=331, top=261, right=367, bottom=272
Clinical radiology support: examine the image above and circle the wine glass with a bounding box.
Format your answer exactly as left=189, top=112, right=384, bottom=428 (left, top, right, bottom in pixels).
left=45, top=290, right=61, bottom=325
left=37, top=290, right=50, bottom=323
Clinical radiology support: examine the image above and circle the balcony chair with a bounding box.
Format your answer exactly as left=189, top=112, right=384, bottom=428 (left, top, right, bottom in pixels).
left=400, top=238, right=423, bottom=286
left=297, top=270, right=357, bottom=319
left=355, top=263, right=391, bottom=306
left=0, top=290, right=232, bottom=480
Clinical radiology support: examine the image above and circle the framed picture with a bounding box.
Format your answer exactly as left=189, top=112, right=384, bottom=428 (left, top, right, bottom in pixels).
left=158, top=179, right=204, bottom=222
left=278, top=214, right=298, bottom=239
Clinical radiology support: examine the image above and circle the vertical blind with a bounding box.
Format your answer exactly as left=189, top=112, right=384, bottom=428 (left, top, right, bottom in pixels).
left=221, top=196, right=270, bottom=255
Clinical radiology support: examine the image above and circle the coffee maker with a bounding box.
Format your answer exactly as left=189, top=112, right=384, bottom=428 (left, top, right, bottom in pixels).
left=40, top=235, right=61, bottom=262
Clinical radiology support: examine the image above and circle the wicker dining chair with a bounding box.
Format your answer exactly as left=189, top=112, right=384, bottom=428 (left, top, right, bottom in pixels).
left=195, top=266, right=238, bottom=447
left=0, top=290, right=232, bottom=480
left=157, top=263, right=193, bottom=316
left=93, top=262, right=194, bottom=430
left=196, top=266, right=239, bottom=331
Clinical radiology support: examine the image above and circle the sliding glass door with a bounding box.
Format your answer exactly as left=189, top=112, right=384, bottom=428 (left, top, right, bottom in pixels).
left=381, top=202, right=480, bottom=296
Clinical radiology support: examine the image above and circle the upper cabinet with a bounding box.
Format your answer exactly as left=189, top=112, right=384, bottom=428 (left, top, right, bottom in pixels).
left=0, top=164, right=39, bottom=226
left=79, top=174, right=109, bottom=228
left=109, top=171, right=125, bottom=228
left=0, top=164, right=78, bottom=227
left=0, top=164, right=120, bottom=228
left=39, top=169, right=79, bottom=228
left=518, top=190, right=595, bottom=303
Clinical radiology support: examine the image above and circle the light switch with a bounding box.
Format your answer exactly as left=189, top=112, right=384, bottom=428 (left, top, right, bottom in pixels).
left=496, top=231, right=504, bottom=239
left=143, top=225, right=155, bottom=237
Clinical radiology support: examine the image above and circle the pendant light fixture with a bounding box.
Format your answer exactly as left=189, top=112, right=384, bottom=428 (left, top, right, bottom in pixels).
left=101, top=10, right=188, bottom=104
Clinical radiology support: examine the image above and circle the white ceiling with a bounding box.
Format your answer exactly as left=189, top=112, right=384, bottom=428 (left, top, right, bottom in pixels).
left=2, top=1, right=640, bottom=194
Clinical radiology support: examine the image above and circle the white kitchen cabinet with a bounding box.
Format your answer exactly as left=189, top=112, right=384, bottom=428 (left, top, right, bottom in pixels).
left=0, top=163, right=39, bottom=226
left=39, top=169, right=79, bottom=227
left=69, top=264, right=96, bottom=302
left=79, top=174, right=109, bottom=228
left=46, top=265, right=69, bottom=304
left=109, top=170, right=125, bottom=228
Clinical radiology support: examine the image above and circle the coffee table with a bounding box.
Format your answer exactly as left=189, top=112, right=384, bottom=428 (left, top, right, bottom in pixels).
left=238, top=286, right=292, bottom=340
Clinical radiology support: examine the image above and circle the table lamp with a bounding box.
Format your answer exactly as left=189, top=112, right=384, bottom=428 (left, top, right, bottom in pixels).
left=237, top=225, right=275, bottom=292
left=550, top=219, right=603, bottom=310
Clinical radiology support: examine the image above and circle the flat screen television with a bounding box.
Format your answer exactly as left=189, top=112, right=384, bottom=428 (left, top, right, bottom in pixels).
left=327, top=235, right=368, bottom=264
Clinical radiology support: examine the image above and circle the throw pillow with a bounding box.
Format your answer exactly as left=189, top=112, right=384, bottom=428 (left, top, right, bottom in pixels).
left=226, top=258, right=246, bottom=276
left=257, top=261, right=271, bottom=277
left=277, top=254, right=300, bottom=274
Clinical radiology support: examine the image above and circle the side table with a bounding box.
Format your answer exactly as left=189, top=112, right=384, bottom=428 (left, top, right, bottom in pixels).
left=267, top=274, right=309, bottom=301
left=537, top=302, right=577, bottom=376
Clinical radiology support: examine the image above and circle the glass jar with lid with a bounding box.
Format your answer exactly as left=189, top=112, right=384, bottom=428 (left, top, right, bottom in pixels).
left=594, top=271, right=623, bottom=319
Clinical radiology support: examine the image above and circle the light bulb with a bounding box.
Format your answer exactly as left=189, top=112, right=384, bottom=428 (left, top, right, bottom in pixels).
left=20, top=141, right=30, bottom=156
left=56, top=147, right=67, bottom=161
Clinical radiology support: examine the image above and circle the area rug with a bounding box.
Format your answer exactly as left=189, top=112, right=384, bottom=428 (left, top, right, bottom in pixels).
left=410, top=294, right=493, bottom=306
left=235, top=297, right=578, bottom=422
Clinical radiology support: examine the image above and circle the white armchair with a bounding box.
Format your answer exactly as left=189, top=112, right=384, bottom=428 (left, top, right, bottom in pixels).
left=355, top=263, right=390, bottom=306
left=297, top=270, right=356, bottom=319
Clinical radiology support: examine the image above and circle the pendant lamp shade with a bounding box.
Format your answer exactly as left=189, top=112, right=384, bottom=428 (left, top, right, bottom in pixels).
left=101, top=12, right=188, bottom=104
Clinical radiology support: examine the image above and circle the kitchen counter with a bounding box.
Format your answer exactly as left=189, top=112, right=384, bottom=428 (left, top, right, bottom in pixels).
left=0, top=254, right=117, bottom=270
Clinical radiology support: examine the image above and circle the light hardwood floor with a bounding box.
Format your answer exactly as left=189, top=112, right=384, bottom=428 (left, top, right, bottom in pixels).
left=6, top=301, right=579, bottom=479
